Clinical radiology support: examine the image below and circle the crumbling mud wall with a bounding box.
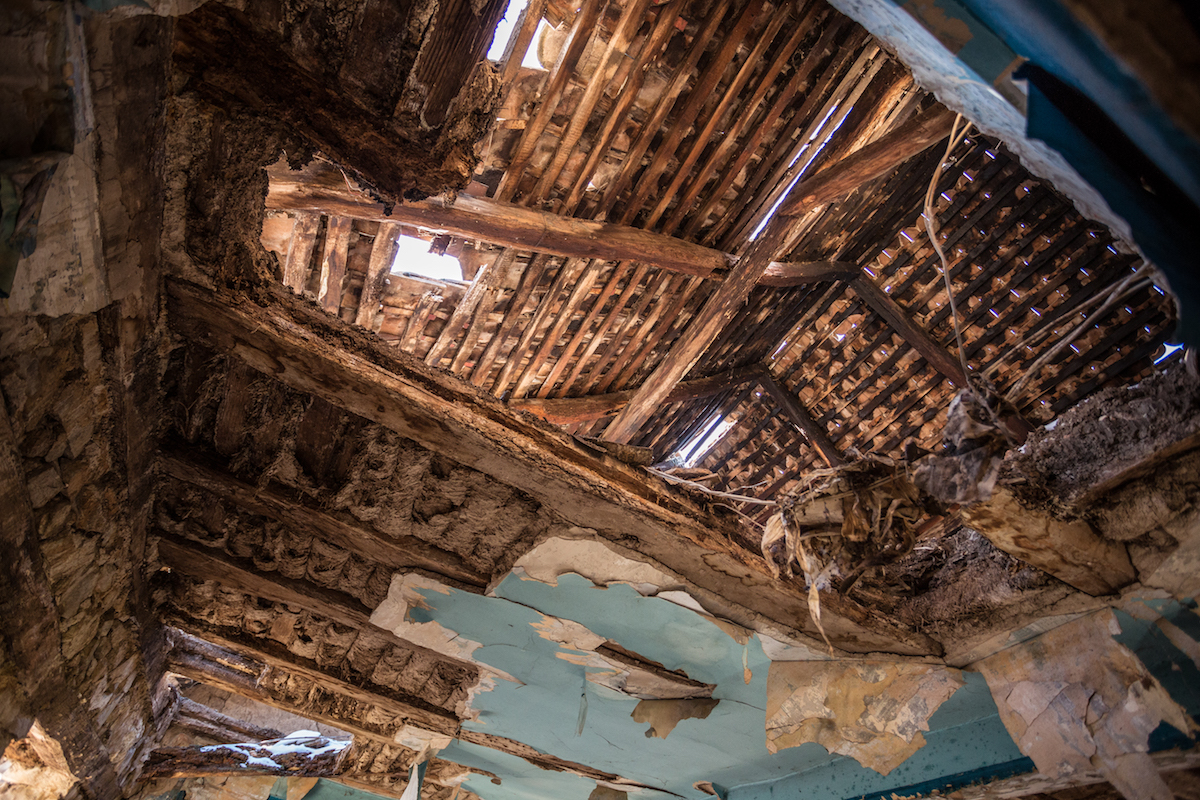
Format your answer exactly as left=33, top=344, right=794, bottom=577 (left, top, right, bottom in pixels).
left=0, top=313, right=159, bottom=793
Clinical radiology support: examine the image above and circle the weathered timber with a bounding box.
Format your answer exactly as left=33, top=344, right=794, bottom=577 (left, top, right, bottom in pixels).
left=780, top=105, right=959, bottom=216
left=165, top=614, right=461, bottom=735
left=0, top=404, right=122, bottom=798
left=759, top=373, right=845, bottom=467
left=850, top=274, right=968, bottom=386
left=268, top=162, right=733, bottom=278
left=154, top=533, right=485, bottom=677
left=143, top=735, right=349, bottom=778
left=356, top=221, right=401, bottom=328
left=960, top=487, right=1136, bottom=596
left=426, top=248, right=514, bottom=367
left=172, top=4, right=474, bottom=204
left=602, top=186, right=819, bottom=443
left=283, top=214, right=320, bottom=291
left=173, top=696, right=284, bottom=744
left=319, top=217, right=354, bottom=313
left=512, top=363, right=768, bottom=424
left=404, top=0, right=508, bottom=127
left=269, top=165, right=863, bottom=290
left=159, top=452, right=489, bottom=589
left=757, top=261, right=858, bottom=287
left=165, top=278, right=939, bottom=656
left=167, top=630, right=643, bottom=785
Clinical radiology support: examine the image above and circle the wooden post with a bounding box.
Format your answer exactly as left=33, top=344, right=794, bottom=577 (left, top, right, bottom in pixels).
left=318, top=217, right=354, bottom=314
left=356, top=221, right=400, bottom=328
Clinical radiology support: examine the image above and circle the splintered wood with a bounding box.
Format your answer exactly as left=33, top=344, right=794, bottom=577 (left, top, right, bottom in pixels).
left=976, top=610, right=1198, bottom=800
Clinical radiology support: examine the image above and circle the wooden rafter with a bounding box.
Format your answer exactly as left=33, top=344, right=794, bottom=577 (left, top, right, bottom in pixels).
left=511, top=363, right=767, bottom=425
left=602, top=106, right=960, bottom=443
left=268, top=163, right=864, bottom=288
left=160, top=453, right=490, bottom=589
left=759, top=373, right=844, bottom=467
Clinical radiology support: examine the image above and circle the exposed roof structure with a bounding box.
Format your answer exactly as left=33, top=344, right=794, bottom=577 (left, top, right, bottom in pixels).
left=2, top=1, right=1200, bottom=800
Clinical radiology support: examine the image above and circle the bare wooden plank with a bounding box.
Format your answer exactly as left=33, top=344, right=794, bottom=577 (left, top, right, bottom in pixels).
left=166, top=613, right=461, bottom=735
left=601, top=182, right=825, bottom=441
left=154, top=534, right=484, bottom=677
left=532, top=0, right=656, bottom=199
left=166, top=279, right=939, bottom=655
left=510, top=259, right=604, bottom=398
left=159, top=452, right=489, bottom=589
left=849, top=273, right=968, bottom=386
left=427, top=248, right=515, bottom=368
left=173, top=696, right=283, bottom=744
left=535, top=261, right=629, bottom=397
left=400, top=290, right=444, bottom=353
left=512, top=363, right=767, bottom=424
left=319, top=217, right=355, bottom=314
left=283, top=214, right=320, bottom=291
left=356, top=221, right=401, bottom=328
left=469, top=253, right=553, bottom=386
left=270, top=162, right=733, bottom=278
left=496, top=0, right=546, bottom=88
left=780, top=105, right=958, bottom=216
left=760, top=373, right=844, bottom=467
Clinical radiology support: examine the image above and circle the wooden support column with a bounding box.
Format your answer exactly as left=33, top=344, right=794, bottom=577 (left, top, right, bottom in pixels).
left=0, top=405, right=121, bottom=798
left=759, top=373, right=844, bottom=467
left=511, top=363, right=767, bottom=425
left=602, top=107, right=960, bottom=443
left=283, top=214, right=320, bottom=291
left=850, top=274, right=968, bottom=386
left=318, top=217, right=354, bottom=314
left=356, top=221, right=400, bottom=328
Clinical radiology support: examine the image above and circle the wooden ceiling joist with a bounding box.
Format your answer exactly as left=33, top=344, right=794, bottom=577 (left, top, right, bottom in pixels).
left=511, top=363, right=768, bottom=424
left=759, top=373, right=844, bottom=467
left=601, top=105, right=960, bottom=444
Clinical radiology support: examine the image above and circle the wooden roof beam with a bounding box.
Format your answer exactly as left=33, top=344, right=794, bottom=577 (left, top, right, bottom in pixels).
left=511, top=363, right=768, bottom=425
left=267, top=163, right=858, bottom=286
left=759, top=373, right=845, bottom=467
left=160, top=452, right=490, bottom=589
left=849, top=274, right=969, bottom=386
left=602, top=107, right=960, bottom=443
left=165, top=278, right=940, bottom=656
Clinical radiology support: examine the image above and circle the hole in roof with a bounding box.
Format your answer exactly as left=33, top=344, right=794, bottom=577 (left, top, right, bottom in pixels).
left=486, top=0, right=528, bottom=61
left=673, top=414, right=736, bottom=468
left=748, top=103, right=848, bottom=241
left=1155, top=344, right=1184, bottom=364
left=391, top=234, right=463, bottom=282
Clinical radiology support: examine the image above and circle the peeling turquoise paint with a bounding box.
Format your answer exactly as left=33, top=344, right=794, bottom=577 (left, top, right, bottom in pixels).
left=406, top=574, right=1021, bottom=800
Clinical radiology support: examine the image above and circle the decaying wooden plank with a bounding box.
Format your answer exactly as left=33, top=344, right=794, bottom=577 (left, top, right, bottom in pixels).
left=143, top=736, right=348, bottom=778
left=758, top=261, right=858, bottom=287
left=0, top=403, right=122, bottom=798
left=495, top=0, right=605, bottom=200
left=356, top=221, right=401, bottom=328
left=283, top=214, right=320, bottom=291
left=154, top=534, right=484, bottom=676
left=960, top=487, right=1136, bottom=596
left=159, top=453, right=489, bottom=589
left=166, top=614, right=462, bottom=735
left=165, top=278, right=939, bottom=656
left=173, top=696, right=283, bottom=745
left=318, top=217, right=355, bottom=314
left=779, top=105, right=959, bottom=216
left=427, top=248, right=515, bottom=368
left=512, top=363, right=767, bottom=424
left=850, top=273, right=968, bottom=386
left=269, top=162, right=734, bottom=278
left=760, top=373, right=844, bottom=467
